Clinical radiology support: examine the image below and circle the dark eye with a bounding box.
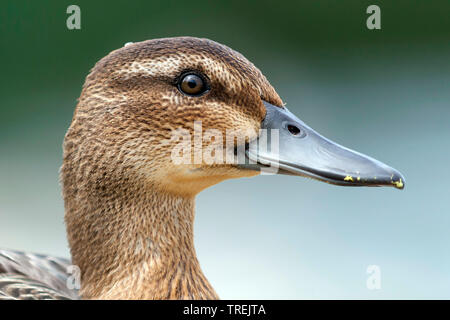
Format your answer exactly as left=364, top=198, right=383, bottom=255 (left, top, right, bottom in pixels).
left=178, top=73, right=208, bottom=96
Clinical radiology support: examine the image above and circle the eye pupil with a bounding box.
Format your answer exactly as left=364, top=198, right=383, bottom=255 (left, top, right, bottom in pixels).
left=187, top=80, right=197, bottom=88
left=179, top=73, right=207, bottom=96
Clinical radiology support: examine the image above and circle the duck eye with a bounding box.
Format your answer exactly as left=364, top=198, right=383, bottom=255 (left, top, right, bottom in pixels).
left=178, top=73, right=207, bottom=96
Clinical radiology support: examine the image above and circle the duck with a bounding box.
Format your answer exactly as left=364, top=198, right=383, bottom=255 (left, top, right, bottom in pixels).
left=0, top=36, right=405, bottom=300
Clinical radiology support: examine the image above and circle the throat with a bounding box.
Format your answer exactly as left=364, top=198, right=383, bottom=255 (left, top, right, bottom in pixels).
left=65, top=187, right=218, bottom=300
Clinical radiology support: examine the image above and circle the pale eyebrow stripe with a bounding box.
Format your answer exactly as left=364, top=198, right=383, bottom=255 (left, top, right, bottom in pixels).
left=111, top=53, right=253, bottom=96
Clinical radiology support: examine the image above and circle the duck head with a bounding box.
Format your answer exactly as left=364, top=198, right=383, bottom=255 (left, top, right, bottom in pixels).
left=65, top=37, right=403, bottom=195
left=62, top=37, right=404, bottom=299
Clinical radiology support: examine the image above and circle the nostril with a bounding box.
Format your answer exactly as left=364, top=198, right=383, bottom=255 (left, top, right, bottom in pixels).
left=287, top=124, right=301, bottom=136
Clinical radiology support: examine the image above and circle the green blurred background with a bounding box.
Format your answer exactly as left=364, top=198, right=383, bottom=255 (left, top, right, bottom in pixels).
left=1, top=0, right=449, bottom=298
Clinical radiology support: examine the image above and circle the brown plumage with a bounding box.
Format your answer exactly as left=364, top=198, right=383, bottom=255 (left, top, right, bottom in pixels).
left=1, top=37, right=283, bottom=299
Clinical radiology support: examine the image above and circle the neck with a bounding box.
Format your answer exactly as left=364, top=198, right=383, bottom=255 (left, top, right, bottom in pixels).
left=65, top=186, right=218, bottom=300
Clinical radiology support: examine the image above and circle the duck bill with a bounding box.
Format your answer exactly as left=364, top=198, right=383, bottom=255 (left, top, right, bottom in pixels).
left=241, top=101, right=405, bottom=189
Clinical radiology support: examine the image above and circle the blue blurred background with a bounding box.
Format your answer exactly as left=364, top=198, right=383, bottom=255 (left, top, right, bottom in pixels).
left=0, top=0, right=449, bottom=298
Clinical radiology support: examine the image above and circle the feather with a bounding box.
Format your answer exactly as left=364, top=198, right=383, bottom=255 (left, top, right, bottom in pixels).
left=0, top=249, right=79, bottom=300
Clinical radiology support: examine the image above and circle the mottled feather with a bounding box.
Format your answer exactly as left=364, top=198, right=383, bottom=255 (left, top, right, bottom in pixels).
left=0, top=249, right=79, bottom=299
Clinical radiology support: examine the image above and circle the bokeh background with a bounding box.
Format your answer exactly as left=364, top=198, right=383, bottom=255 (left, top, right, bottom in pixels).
left=1, top=0, right=449, bottom=299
